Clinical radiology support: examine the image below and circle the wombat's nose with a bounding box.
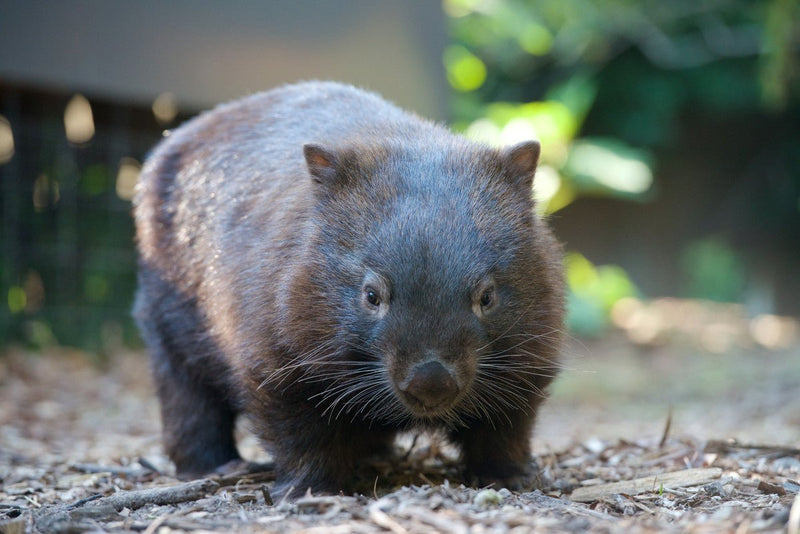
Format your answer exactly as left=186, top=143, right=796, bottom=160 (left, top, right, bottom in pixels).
left=402, top=360, right=459, bottom=409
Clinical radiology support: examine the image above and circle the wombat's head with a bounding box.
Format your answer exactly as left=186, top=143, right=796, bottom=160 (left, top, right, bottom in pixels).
left=284, top=137, right=563, bottom=427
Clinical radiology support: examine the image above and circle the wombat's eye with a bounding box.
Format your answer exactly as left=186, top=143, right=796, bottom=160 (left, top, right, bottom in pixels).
left=365, top=287, right=381, bottom=307
left=473, top=279, right=498, bottom=318
left=480, top=287, right=496, bottom=310
left=361, top=272, right=389, bottom=317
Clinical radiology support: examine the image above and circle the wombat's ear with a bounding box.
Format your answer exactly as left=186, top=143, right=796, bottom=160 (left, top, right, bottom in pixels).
left=303, top=144, right=339, bottom=184
left=501, top=140, right=541, bottom=190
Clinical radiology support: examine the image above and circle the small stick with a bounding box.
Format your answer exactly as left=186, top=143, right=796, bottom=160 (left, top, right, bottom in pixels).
left=90, top=478, right=219, bottom=511
left=570, top=467, right=722, bottom=502
left=658, top=406, right=672, bottom=449
left=705, top=439, right=800, bottom=456
left=66, top=494, right=103, bottom=510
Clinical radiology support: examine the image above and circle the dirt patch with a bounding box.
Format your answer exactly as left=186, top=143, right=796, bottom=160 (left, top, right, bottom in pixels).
left=1, top=336, right=798, bottom=533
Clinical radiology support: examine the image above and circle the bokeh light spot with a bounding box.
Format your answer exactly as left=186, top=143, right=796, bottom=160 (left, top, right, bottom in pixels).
left=116, top=157, right=141, bottom=201
left=0, top=115, right=15, bottom=164
left=444, top=45, right=487, bottom=92
left=64, top=94, right=95, bottom=144
left=152, top=92, right=179, bottom=125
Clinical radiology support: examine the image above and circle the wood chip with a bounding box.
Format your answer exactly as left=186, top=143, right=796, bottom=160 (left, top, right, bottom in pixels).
left=788, top=493, right=800, bottom=534
left=757, top=480, right=786, bottom=496
left=368, top=501, right=409, bottom=534
left=570, top=468, right=723, bottom=502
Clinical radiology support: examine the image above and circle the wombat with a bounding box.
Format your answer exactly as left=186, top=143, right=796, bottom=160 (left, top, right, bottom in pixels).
left=133, top=81, right=565, bottom=497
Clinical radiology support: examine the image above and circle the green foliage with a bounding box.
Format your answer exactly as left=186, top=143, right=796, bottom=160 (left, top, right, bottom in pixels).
left=444, top=45, right=488, bottom=92
left=446, top=0, right=799, bottom=330
left=7, top=286, right=26, bottom=314
left=680, top=238, right=746, bottom=303
left=563, top=138, right=653, bottom=199
left=445, top=0, right=798, bottom=212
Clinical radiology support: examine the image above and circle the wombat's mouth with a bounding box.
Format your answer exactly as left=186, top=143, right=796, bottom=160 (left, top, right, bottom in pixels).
left=398, top=391, right=460, bottom=418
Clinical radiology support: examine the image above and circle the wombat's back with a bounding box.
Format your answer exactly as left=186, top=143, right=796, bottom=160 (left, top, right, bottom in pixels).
left=136, top=82, right=424, bottom=286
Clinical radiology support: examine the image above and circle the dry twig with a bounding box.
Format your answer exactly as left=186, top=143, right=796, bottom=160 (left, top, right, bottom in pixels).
left=570, top=467, right=722, bottom=502
left=94, top=478, right=219, bottom=511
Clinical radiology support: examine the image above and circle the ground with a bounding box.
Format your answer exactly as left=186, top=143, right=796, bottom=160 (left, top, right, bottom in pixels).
left=1, top=316, right=799, bottom=533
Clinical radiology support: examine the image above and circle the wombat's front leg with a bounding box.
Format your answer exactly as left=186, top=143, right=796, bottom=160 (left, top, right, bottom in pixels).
left=265, top=406, right=395, bottom=498
left=151, top=348, right=242, bottom=477
left=450, top=414, right=537, bottom=491
left=135, top=268, right=242, bottom=477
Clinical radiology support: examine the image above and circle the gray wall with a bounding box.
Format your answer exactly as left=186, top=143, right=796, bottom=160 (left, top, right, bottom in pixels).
left=0, top=0, right=448, bottom=117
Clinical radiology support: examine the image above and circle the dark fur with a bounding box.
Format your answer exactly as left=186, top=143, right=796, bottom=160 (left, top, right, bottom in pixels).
left=133, top=81, right=565, bottom=497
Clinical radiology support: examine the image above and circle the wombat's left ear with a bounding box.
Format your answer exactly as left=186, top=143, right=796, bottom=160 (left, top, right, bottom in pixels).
left=304, top=144, right=339, bottom=184
left=501, top=140, right=541, bottom=190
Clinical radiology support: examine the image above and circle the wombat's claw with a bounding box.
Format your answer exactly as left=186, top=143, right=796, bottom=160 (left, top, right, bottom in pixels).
left=213, top=459, right=275, bottom=477
left=467, top=466, right=543, bottom=493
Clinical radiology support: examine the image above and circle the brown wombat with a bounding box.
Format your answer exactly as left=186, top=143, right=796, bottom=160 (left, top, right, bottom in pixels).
left=133, top=81, right=564, bottom=497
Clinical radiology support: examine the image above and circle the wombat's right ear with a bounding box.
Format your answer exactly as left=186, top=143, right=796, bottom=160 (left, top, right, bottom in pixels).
left=501, top=140, right=541, bottom=190
left=303, top=144, right=339, bottom=184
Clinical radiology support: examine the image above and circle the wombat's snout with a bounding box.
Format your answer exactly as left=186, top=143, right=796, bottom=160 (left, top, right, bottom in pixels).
left=400, top=360, right=459, bottom=410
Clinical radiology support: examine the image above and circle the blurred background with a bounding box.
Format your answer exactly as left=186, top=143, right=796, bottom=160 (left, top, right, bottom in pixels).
left=0, top=0, right=798, bottom=355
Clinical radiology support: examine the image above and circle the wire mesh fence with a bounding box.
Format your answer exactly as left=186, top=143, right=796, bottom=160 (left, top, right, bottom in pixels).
left=0, top=84, right=191, bottom=351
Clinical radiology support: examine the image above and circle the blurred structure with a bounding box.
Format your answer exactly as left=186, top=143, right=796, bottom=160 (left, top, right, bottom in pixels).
left=0, top=1, right=446, bottom=117
left=0, top=1, right=446, bottom=349
left=2, top=1, right=798, bottom=351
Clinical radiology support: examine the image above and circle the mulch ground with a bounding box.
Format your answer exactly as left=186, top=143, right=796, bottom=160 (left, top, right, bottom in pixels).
left=1, top=329, right=799, bottom=533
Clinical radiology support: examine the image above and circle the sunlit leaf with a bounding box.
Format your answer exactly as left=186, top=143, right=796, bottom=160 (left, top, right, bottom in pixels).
left=7, top=286, right=26, bottom=314
left=444, top=45, right=487, bottom=92
left=518, top=22, right=553, bottom=55
left=564, top=138, right=654, bottom=198
left=546, top=74, right=597, bottom=123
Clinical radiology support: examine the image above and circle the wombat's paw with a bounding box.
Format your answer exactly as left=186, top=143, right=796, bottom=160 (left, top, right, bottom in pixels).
left=213, top=459, right=275, bottom=478
left=208, top=458, right=249, bottom=477
left=271, top=475, right=344, bottom=501
left=466, top=463, right=544, bottom=492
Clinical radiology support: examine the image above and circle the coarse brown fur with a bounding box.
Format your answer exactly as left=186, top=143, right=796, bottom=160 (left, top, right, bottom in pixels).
left=133, top=81, right=565, bottom=498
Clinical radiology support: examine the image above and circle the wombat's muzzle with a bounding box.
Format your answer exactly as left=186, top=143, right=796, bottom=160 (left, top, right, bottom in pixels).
left=399, top=359, right=459, bottom=410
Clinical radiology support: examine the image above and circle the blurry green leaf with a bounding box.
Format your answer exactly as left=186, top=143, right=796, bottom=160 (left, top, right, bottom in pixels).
left=444, top=45, right=488, bottom=92
left=81, top=164, right=110, bottom=196
left=759, top=0, right=799, bottom=109
left=7, top=286, right=26, bottom=314
left=680, top=238, right=746, bottom=302
left=532, top=164, right=561, bottom=212
left=473, top=100, right=577, bottom=150
left=545, top=74, right=597, bottom=123
left=564, top=138, right=654, bottom=198
left=565, top=252, right=598, bottom=290
left=518, top=22, right=553, bottom=55
left=25, top=320, right=57, bottom=349
left=566, top=291, right=607, bottom=337
left=85, top=274, right=109, bottom=303
left=596, top=265, right=637, bottom=311
left=543, top=179, right=576, bottom=214
left=443, top=0, right=485, bottom=18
